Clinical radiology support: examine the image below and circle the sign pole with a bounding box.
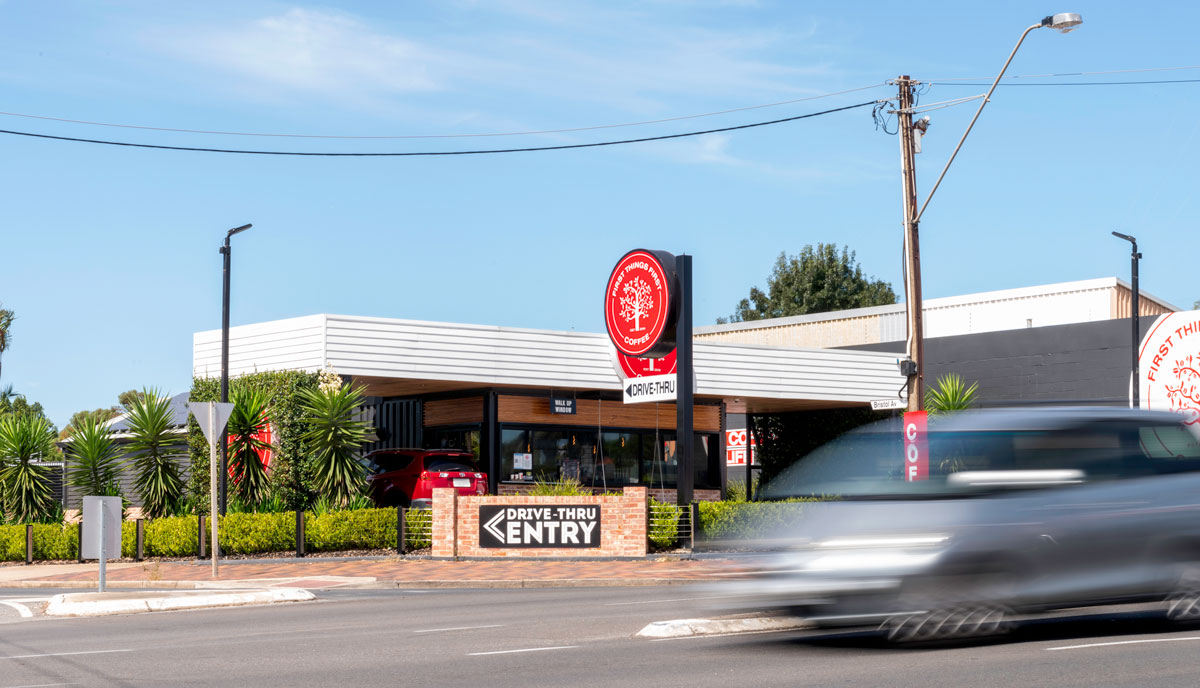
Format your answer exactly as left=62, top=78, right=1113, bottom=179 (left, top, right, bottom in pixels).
left=98, top=500, right=106, bottom=593
left=675, top=254, right=694, bottom=506
left=208, top=405, right=219, bottom=578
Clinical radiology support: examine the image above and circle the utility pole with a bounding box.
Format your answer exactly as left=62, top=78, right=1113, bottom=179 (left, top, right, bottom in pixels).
left=897, top=76, right=924, bottom=412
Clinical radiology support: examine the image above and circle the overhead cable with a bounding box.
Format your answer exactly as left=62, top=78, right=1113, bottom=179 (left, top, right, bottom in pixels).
left=924, top=64, right=1200, bottom=82
left=0, top=100, right=879, bottom=157
left=0, top=83, right=888, bottom=140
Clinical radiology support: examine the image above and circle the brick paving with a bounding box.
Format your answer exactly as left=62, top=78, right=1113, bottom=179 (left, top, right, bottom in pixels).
left=10, top=556, right=756, bottom=589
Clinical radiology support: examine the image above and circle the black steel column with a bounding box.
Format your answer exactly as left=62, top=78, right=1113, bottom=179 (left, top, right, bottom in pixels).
left=675, top=255, right=694, bottom=506
left=1131, top=243, right=1141, bottom=408
left=219, top=236, right=231, bottom=516
left=483, top=391, right=499, bottom=495
left=745, top=415, right=754, bottom=501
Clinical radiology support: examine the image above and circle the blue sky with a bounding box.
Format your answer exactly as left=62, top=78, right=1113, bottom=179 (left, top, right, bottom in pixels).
left=1, top=0, right=1197, bottom=427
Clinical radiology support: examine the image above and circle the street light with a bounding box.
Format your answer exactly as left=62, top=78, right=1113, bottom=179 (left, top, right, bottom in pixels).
left=897, top=13, right=1082, bottom=412
left=219, top=223, right=252, bottom=515
left=1112, top=231, right=1141, bottom=408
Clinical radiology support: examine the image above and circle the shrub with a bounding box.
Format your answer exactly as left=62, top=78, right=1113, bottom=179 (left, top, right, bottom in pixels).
left=220, top=512, right=294, bottom=554
left=306, top=508, right=395, bottom=552
left=64, top=416, right=123, bottom=501
left=227, top=387, right=273, bottom=509
left=143, top=515, right=198, bottom=557
left=527, top=478, right=593, bottom=497
left=0, top=414, right=58, bottom=523
left=298, top=384, right=372, bottom=508
left=404, top=508, right=432, bottom=550
left=697, top=500, right=813, bottom=541
left=648, top=499, right=683, bottom=550
left=125, top=388, right=187, bottom=518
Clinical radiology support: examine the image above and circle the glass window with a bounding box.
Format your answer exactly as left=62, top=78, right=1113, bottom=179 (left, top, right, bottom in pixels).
left=429, top=428, right=481, bottom=463
left=596, top=431, right=639, bottom=486
left=425, top=457, right=479, bottom=472
left=500, top=428, right=531, bottom=482
left=365, top=452, right=413, bottom=475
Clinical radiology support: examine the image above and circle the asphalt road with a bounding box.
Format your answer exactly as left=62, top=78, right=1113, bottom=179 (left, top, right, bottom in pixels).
left=0, top=586, right=1197, bottom=687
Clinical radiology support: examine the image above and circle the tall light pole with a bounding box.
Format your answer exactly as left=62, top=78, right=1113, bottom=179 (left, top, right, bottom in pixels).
left=1112, top=231, right=1141, bottom=408
left=219, top=223, right=252, bottom=516
left=898, top=12, right=1083, bottom=412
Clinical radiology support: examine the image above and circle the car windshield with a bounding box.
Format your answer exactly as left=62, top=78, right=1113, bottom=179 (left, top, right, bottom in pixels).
left=425, top=457, right=477, bottom=472
left=758, top=414, right=1200, bottom=501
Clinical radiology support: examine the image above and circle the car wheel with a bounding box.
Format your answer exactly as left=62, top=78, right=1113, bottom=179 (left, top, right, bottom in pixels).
left=884, top=603, right=1010, bottom=643
left=1166, top=565, right=1200, bottom=622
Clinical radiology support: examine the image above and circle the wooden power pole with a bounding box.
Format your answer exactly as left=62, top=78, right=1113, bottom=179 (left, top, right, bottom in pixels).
left=897, top=76, right=924, bottom=412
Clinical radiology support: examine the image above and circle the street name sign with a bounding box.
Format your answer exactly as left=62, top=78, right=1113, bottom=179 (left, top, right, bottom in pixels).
left=871, top=398, right=906, bottom=411
left=479, top=505, right=601, bottom=548
left=622, top=373, right=676, bottom=404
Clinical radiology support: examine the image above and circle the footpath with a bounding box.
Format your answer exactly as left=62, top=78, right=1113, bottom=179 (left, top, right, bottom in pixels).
left=0, top=556, right=759, bottom=616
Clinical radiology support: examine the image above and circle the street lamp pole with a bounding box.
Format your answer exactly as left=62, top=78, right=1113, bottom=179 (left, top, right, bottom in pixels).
left=219, top=223, right=252, bottom=516
left=897, top=13, right=1082, bottom=412
left=1112, top=231, right=1141, bottom=408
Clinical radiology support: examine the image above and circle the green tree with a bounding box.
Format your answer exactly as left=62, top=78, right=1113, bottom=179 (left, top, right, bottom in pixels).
left=117, top=389, right=145, bottom=409
left=227, top=387, right=274, bottom=509
left=719, top=244, right=896, bottom=323
left=299, top=384, right=373, bottom=508
left=0, top=414, right=58, bottom=522
left=65, top=416, right=123, bottom=499
left=59, top=406, right=122, bottom=440
left=125, top=388, right=186, bottom=518
left=0, top=305, right=12, bottom=381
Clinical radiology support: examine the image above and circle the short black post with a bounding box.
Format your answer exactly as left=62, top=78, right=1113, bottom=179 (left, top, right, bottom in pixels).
left=77, top=521, right=84, bottom=563
left=198, top=514, right=207, bottom=560
left=135, top=519, right=145, bottom=561
left=397, top=507, right=407, bottom=554
left=295, top=510, right=306, bottom=558
left=689, top=502, right=699, bottom=551
left=25, top=524, right=33, bottom=565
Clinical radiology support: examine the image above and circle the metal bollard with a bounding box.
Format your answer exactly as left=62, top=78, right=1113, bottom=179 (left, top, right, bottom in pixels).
left=295, top=510, right=306, bottom=558
left=25, top=524, right=33, bottom=565
left=397, top=506, right=407, bottom=554
left=689, top=502, right=700, bottom=551
left=135, top=519, right=145, bottom=561
left=77, top=521, right=84, bottom=563
left=198, top=514, right=207, bottom=560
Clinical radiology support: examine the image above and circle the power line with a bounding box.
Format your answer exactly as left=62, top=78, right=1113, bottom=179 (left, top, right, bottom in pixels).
left=0, top=83, right=888, bottom=140
left=0, top=100, right=879, bottom=157
left=928, top=78, right=1200, bottom=87
left=924, top=64, right=1200, bottom=82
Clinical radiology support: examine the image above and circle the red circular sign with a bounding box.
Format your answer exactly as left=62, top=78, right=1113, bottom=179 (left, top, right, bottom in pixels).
left=605, top=250, right=673, bottom=357
left=617, top=349, right=677, bottom=378
left=227, top=421, right=274, bottom=476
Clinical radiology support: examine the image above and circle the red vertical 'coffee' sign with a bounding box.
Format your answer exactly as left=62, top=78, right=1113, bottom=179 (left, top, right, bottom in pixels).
left=903, top=411, right=928, bottom=482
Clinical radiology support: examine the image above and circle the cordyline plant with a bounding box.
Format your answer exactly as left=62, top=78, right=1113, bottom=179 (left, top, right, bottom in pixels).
left=925, top=373, right=980, bottom=417
left=0, top=414, right=57, bottom=523
left=65, top=415, right=123, bottom=498
left=125, top=388, right=186, bottom=518
left=298, top=383, right=372, bottom=508
left=227, top=387, right=274, bottom=509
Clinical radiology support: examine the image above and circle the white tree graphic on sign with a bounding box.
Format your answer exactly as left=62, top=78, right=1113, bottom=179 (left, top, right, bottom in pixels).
left=620, top=277, right=654, bottom=332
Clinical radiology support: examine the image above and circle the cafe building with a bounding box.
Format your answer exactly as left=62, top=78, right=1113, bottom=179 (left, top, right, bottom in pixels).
left=193, top=314, right=905, bottom=500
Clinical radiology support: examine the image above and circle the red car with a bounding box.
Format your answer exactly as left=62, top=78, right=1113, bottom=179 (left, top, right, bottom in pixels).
left=364, top=449, right=487, bottom=508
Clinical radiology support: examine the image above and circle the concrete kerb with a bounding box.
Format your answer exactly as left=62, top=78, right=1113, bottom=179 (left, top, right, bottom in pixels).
left=44, top=588, right=316, bottom=617
left=636, top=616, right=812, bottom=639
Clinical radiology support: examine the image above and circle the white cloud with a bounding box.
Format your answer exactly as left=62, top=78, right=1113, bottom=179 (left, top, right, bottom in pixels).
left=151, top=8, right=459, bottom=99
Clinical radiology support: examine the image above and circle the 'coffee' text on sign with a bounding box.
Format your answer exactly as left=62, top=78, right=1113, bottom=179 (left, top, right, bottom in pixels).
left=903, top=411, right=928, bottom=481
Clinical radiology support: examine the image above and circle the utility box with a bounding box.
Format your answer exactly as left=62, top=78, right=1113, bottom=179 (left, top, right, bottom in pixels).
left=81, top=496, right=122, bottom=560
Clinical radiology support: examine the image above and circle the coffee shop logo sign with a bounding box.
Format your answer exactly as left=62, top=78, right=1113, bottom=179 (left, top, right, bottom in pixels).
left=1141, top=312, right=1200, bottom=425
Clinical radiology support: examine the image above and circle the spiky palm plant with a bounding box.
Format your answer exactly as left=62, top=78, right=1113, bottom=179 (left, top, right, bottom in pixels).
left=299, top=384, right=372, bottom=508
left=0, top=414, right=57, bottom=523
left=227, top=387, right=273, bottom=509
left=65, top=416, right=123, bottom=498
left=925, top=373, right=980, bottom=416
left=125, top=388, right=186, bottom=518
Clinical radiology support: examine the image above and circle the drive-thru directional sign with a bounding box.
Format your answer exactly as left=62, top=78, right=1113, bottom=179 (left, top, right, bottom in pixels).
left=478, top=504, right=601, bottom=548
left=622, top=373, right=677, bottom=404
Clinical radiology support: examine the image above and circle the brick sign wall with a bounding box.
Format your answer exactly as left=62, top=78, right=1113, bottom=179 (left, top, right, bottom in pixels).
left=431, top=487, right=648, bottom=558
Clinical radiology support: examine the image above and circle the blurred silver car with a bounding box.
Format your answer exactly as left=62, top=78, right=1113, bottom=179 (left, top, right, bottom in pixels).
left=732, top=407, right=1200, bottom=642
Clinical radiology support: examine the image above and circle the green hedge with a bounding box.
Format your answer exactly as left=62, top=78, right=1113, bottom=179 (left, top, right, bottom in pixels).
left=648, top=499, right=684, bottom=550
left=697, top=500, right=813, bottom=541
left=0, top=507, right=411, bottom=561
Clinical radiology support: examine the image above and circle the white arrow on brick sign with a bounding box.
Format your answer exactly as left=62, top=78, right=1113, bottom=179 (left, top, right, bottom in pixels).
left=484, top=511, right=507, bottom=543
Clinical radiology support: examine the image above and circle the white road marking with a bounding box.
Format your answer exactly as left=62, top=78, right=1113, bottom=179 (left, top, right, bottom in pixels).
left=649, top=628, right=800, bottom=642
left=413, top=624, right=504, bottom=633
left=468, top=646, right=578, bottom=656
left=0, top=650, right=133, bottom=660
left=0, top=601, right=34, bottom=618
left=604, top=595, right=739, bottom=606
left=7, top=683, right=77, bottom=687
left=1046, top=637, right=1200, bottom=651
